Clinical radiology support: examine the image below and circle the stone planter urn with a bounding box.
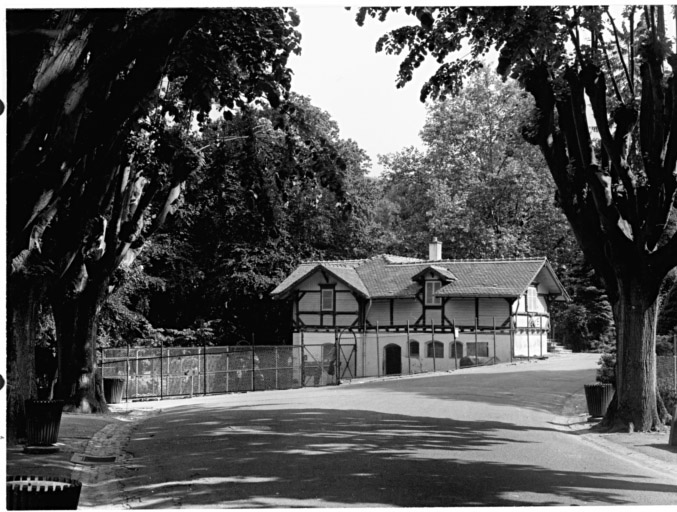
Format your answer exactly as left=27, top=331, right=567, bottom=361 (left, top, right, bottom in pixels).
left=583, top=383, right=615, bottom=418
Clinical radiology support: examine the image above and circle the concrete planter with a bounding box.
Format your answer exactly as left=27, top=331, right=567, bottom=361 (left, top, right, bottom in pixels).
left=584, top=383, right=615, bottom=418
left=7, top=476, right=81, bottom=510
left=103, top=377, right=126, bottom=404
left=24, top=400, right=64, bottom=447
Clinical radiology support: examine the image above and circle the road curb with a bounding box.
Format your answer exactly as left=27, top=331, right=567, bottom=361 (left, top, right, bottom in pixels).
left=565, top=414, right=677, bottom=480
left=72, top=411, right=155, bottom=508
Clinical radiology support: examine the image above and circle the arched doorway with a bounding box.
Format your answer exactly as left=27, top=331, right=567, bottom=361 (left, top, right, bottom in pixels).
left=384, top=344, right=402, bottom=375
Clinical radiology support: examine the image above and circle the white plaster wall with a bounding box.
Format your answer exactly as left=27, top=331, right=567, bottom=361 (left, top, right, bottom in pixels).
left=367, top=300, right=390, bottom=326
left=356, top=331, right=514, bottom=378
left=335, top=292, right=358, bottom=312
left=393, top=298, right=421, bottom=324
left=513, top=331, right=548, bottom=358
left=446, top=298, right=475, bottom=325
left=478, top=298, right=510, bottom=326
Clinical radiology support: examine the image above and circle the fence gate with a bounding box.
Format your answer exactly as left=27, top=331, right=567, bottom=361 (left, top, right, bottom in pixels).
left=301, top=343, right=337, bottom=387
left=339, top=343, right=357, bottom=380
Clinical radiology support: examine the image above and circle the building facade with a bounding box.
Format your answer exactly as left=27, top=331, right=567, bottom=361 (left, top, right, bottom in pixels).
left=271, top=240, right=570, bottom=378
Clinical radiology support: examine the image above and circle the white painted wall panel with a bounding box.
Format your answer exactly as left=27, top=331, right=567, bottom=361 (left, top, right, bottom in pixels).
left=513, top=331, right=547, bottom=357
left=300, top=314, right=321, bottom=326
left=424, top=309, right=443, bottom=327
left=478, top=298, right=510, bottom=327
left=393, top=298, right=421, bottom=324
left=298, top=292, right=319, bottom=311
left=367, top=300, right=390, bottom=326
left=336, top=315, right=357, bottom=326
left=446, top=298, right=475, bottom=326
left=335, top=292, right=358, bottom=312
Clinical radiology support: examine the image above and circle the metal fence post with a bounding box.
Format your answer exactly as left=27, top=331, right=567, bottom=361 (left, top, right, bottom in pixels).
left=252, top=346, right=256, bottom=391
left=203, top=339, right=207, bottom=396
left=474, top=317, right=479, bottom=367
left=453, top=318, right=458, bottom=370
left=510, top=316, right=514, bottom=363
left=527, top=319, right=531, bottom=362
left=376, top=322, right=380, bottom=378
left=493, top=317, right=496, bottom=366
left=160, top=341, right=163, bottom=399
left=126, top=342, right=130, bottom=401
left=301, top=330, right=306, bottom=386
left=335, top=329, right=341, bottom=386
left=431, top=319, right=436, bottom=373
left=407, top=321, right=411, bottom=375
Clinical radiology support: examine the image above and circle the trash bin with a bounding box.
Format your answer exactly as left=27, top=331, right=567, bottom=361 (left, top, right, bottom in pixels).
left=103, top=377, right=126, bottom=404
left=7, top=476, right=81, bottom=510
left=24, top=400, right=64, bottom=446
left=584, top=383, right=615, bottom=418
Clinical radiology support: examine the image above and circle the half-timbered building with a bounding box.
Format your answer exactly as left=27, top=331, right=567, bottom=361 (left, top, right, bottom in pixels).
left=271, top=239, right=570, bottom=378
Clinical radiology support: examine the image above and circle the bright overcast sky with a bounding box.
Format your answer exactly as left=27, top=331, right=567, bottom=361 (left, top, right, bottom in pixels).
left=287, top=6, right=440, bottom=175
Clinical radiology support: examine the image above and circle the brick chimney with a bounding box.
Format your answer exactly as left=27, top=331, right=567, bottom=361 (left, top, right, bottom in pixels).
left=428, top=237, right=442, bottom=261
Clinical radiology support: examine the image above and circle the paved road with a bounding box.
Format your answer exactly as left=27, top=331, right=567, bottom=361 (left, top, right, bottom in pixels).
left=110, top=354, right=677, bottom=507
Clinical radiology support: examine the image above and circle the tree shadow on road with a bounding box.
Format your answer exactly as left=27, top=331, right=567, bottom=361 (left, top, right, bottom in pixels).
left=359, top=368, right=597, bottom=416
left=113, top=404, right=676, bottom=508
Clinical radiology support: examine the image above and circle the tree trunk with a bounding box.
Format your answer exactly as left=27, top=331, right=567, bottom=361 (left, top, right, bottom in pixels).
left=607, top=272, right=662, bottom=431
left=7, top=277, right=44, bottom=443
left=51, top=275, right=109, bottom=413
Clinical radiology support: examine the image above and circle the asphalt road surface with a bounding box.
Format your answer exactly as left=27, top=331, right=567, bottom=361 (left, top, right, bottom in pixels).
left=110, top=354, right=677, bottom=507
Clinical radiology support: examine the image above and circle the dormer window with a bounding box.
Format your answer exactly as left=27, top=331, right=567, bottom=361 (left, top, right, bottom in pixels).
left=321, top=285, right=335, bottom=311
left=425, top=281, right=442, bottom=306
left=527, top=286, right=538, bottom=312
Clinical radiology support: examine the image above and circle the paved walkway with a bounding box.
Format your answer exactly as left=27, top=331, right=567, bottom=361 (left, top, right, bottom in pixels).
left=5, top=354, right=677, bottom=507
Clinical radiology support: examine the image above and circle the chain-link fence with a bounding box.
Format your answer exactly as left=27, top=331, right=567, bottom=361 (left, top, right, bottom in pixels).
left=100, top=343, right=356, bottom=401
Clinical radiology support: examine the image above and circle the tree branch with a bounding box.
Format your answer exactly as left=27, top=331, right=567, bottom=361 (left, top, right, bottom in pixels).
left=604, top=7, right=634, bottom=97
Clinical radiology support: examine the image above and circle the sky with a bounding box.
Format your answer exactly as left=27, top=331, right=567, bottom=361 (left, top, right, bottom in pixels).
left=285, top=6, right=440, bottom=175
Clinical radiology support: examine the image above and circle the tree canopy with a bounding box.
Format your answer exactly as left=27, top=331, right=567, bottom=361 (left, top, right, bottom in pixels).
left=6, top=7, right=303, bottom=434
left=358, top=5, right=677, bottom=431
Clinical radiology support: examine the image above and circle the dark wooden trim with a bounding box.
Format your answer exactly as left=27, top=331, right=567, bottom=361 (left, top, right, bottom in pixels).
left=389, top=299, right=394, bottom=326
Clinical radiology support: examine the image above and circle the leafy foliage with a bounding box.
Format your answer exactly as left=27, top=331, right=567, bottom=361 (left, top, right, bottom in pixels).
left=358, top=4, right=677, bottom=430
left=378, top=69, right=576, bottom=263
left=115, top=94, right=378, bottom=346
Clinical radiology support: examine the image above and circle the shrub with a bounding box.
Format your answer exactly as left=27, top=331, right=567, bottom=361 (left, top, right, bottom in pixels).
left=656, top=334, right=675, bottom=356
left=658, top=384, right=677, bottom=416
left=596, top=351, right=616, bottom=385
left=459, top=357, right=474, bottom=368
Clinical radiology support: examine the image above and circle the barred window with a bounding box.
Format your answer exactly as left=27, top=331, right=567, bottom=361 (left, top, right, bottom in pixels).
left=409, top=341, right=420, bottom=357
left=449, top=341, right=463, bottom=358
left=426, top=341, right=444, bottom=358
left=467, top=342, right=489, bottom=358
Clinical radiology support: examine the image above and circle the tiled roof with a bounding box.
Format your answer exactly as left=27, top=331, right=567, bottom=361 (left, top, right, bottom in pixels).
left=271, top=255, right=568, bottom=300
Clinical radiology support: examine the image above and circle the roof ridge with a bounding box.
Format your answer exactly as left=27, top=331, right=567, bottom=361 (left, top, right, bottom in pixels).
left=302, top=258, right=368, bottom=264
left=386, top=256, right=547, bottom=265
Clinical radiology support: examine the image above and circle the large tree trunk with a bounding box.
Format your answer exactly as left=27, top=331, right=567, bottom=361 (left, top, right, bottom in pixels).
left=51, top=274, right=109, bottom=413
left=7, top=277, right=45, bottom=443
left=608, top=272, right=661, bottom=431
